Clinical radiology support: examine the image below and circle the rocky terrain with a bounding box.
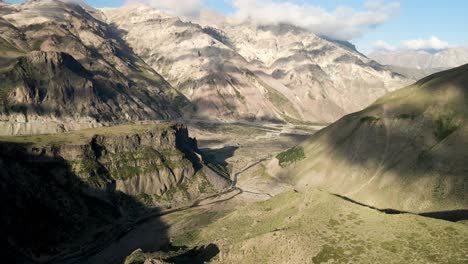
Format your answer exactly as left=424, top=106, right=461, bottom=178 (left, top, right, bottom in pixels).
left=1, top=1, right=467, bottom=264
left=369, top=47, right=468, bottom=70
left=0, top=0, right=192, bottom=135
left=102, top=4, right=408, bottom=124
left=0, top=1, right=410, bottom=132
left=273, top=64, right=468, bottom=212
left=0, top=123, right=229, bottom=262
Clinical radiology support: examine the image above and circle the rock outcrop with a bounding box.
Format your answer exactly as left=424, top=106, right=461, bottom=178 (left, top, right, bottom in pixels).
left=0, top=123, right=229, bottom=261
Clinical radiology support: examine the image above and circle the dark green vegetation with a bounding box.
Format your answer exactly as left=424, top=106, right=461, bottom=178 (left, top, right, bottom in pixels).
left=434, top=114, right=460, bottom=141
left=359, top=115, right=380, bottom=124
left=396, top=113, right=416, bottom=120
left=276, top=146, right=305, bottom=167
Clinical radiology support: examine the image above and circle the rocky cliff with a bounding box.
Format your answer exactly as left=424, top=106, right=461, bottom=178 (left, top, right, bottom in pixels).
left=0, top=0, right=193, bottom=135
left=0, top=123, right=229, bottom=262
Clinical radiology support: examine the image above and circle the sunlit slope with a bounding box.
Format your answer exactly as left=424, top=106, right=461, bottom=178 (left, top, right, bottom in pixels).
left=275, top=64, right=468, bottom=212
left=161, top=189, right=468, bottom=264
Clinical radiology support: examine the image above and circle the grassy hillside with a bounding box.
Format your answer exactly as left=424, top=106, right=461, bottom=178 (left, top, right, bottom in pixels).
left=138, top=188, right=468, bottom=264
left=273, top=64, right=468, bottom=213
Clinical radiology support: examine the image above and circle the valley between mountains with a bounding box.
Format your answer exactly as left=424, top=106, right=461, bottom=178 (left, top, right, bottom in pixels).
left=0, top=1, right=467, bottom=264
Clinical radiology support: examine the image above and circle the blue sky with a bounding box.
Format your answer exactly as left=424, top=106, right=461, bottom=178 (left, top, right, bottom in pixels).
left=6, top=0, right=468, bottom=53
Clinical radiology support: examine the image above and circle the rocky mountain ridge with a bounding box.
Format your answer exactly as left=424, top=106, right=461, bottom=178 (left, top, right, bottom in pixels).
left=102, top=4, right=409, bottom=124
left=0, top=0, right=411, bottom=133
left=0, top=0, right=193, bottom=135
left=369, top=47, right=468, bottom=70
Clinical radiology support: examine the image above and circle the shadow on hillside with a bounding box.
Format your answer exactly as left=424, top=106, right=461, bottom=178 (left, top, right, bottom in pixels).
left=199, top=145, right=239, bottom=167
left=419, top=210, right=468, bottom=222
left=162, top=243, right=220, bottom=264
left=0, top=141, right=172, bottom=264
left=332, top=193, right=468, bottom=222
left=276, top=68, right=468, bottom=212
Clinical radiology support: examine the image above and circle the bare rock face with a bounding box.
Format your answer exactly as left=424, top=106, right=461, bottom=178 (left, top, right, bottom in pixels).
left=103, top=5, right=409, bottom=124
left=220, top=23, right=410, bottom=123
left=0, top=124, right=229, bottom=261
left=0, top=0, right=193, bottom=135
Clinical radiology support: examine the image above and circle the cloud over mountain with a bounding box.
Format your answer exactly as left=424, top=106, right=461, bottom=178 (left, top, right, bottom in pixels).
left=373, top=40, right=396, bottom=51
left=128, top=0, right=399, bottom=41
left=229, top=0, right=400, bottom=40
left=372, top=36, right=451, bottom=52
left=402, top=36, right=449, bottom=50
left=129, top=0, right=204, bottom=17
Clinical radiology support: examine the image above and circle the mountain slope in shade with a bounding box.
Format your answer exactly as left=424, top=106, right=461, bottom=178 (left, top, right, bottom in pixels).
left=369, top=48, right=468, bottom=70
left=0, top=0, right=192, bottom=135
left=103, top=5, right=409, bottom=124
left=273, top=64, right=468, bottom=212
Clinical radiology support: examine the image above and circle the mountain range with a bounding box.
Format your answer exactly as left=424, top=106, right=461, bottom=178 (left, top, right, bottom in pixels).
left=0, top=1, right=409, bottom=135
left=0, top=0, right=192, bottom=135
left=1, top=1, right=468, bottom=263
left=103, top=4, right=408, bottom=124
left=369, top=47, right=468, bottom=70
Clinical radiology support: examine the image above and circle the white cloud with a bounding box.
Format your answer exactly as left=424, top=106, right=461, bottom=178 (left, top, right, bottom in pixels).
left=401, top=36, right=449, bottom=50
left=230, top=0, right=400, bottom=40
left=129, top=0, right=204, bottom=18
left=125, top=0, right=399, bottom=40
left=373, top=40, right=396, bottom=51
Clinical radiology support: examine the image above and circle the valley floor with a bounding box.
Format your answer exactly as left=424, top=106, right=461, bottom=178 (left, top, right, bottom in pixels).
left=76, top=122, right=467, bottom=264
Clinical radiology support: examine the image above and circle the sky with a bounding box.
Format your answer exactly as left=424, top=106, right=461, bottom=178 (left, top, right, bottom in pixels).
left=6, top=0, right=468, bottom=54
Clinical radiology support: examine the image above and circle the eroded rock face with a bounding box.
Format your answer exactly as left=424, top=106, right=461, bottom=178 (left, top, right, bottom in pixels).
left=0, top=124, right=229, bottom=261
left=0, top=1, right=193, bottom=135
left=18, top=124, right=227, bottom=204
left=102, top=5, right=409, bottom=124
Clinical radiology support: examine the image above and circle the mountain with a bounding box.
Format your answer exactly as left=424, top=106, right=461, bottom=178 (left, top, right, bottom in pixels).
left=0, top=0, right=192, bottom=135
left=271, top=64, right=468, bottom=213
left=381, top=64, right=445, bottom=81
left=369, top=48, right=468, bottom=70
left=102, top=5, right=409, bottom=124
